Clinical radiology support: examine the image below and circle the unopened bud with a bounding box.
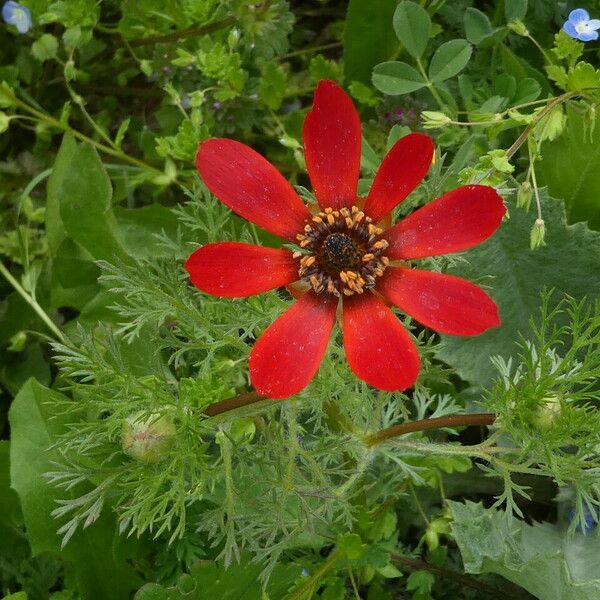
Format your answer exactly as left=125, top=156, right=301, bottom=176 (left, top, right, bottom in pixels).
left=532, top=395, right=562, bottom=430
left=530, top=218, right=546, bottom=250
left=421, top=110, right=452, bottom=129
left=122, top=412, right=176, bottom=463
left=507, top=19, right=529, bottom=36
left=517, top=181, right=532, bottom=210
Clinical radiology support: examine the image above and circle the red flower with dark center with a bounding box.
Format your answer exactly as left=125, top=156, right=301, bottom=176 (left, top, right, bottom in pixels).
left=185, top=80, right=505, bottom=399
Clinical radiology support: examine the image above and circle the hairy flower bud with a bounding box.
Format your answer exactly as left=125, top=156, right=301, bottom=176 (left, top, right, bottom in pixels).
left=530, top=218, right=546, bottom=250
left=507, top=19, right=529, bottom=36
left=532, top=395, right=562, bottom=430
left=517, top=181, right=532, bottom=211
left=122, top=412, right=176, bottom=463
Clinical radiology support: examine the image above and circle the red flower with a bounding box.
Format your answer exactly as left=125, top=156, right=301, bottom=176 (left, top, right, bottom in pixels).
left=185, top=80, right=505, bottom=399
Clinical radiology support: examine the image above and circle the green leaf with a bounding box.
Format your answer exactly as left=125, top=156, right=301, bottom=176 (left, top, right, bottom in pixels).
left=46, top=134, right=129, bottom=262
left=136, top=552, right=302, bottom=599
left=505, top=0, right=528, bottom=21
left=449, top=500, right=600, bottom=600
left=9, top=379, right=140, bottom=600
left=537, top=106, right=600, bottom=229
left=372, top=61, right=426, bottom=95
left=392, top=1, right=431, bottom=59
left=436, top=195, right=600, bottom=386
left=343, top=0, right=398, bottom=85
left=428, top=39, right=472, bottom=83
left=464, top=8, right=492, bottom=45
left=31, top=34, right=59, bottom=62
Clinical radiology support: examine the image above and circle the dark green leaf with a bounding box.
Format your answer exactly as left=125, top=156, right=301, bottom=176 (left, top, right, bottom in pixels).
left=436, top=195, right=600, bottom=386
left=464, top=8, right=492, bottom=45
left=505, top=0, right=528, bottom=21
left=428, top=40, right=472, bottom=83
left=344, top=0, right=398, bottom=84
left=393, top=1, right=431, bottom=59
left=372, top=61, right=426, bottom=95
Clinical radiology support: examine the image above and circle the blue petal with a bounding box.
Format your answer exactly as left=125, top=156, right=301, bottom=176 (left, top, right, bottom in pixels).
left=578, top=29, right=599, bottom=41
left=2, top=1, right=31, bottom=33
left=569, top=8, right=591, bottom=24
left=563, top=21, right=579, bottom=39
left=587, top=19, right=600, bottom=30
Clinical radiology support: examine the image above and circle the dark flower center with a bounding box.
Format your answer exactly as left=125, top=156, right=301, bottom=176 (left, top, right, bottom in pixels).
left=321, top=233, right=361, bottom=272
left=295, top=206, right=389, bottom=297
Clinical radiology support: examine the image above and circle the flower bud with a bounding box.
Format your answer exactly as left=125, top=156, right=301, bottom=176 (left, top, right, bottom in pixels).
left=122, top=412, right=176, bottom=463
left=421, top=111, right=452, bottom=129
left=532, top=395, right=562, bottom=430
left=530, top=218, right=546, bottom=250
left=517, top=181, right=532, bottom=211
left=507, top=19, right=529, bottom=36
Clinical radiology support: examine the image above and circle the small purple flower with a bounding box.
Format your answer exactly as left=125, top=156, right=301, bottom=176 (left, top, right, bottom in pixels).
left=563, top=8, right=600, bottom=42
left=2, top=1, right=32, bottom=33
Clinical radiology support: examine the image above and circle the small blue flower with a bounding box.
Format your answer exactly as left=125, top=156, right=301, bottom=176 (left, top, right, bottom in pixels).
left=563, top=8, right=600, bottom=42
left=2, top=1, right=32, bottom=34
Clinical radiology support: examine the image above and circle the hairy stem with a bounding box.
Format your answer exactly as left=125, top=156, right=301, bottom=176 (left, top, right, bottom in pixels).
left=365, top=413, right=496, bottom=447
left=392, top=553, right=520, bottom=600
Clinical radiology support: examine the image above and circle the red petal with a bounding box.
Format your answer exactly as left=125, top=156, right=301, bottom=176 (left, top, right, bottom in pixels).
left=185, top=242, right=299, bottom=298
left=343, top=292, right=420, bottom=391
left=303, top=80, right=361, bottom=210
left=249, top=292, right=337, bottom=399
left=385, top=185, right=506, bottom=259
left=377, top=267, right=500, bottom=336
left=363, top=133, right=434, bottom=223
left=196, top=139, right=312, bottom=241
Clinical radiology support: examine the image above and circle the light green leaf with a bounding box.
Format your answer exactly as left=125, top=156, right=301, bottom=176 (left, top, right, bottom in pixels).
left=428, top=39, right=472, bottom=83
left=393, top=1, right=431, bottom=59
left=449, top=501, right=600, bottom=600
left=436, top=194, right=600, bottom=386
left=343, top=0, right=398, bottom=85
left=537, top=106, right=600, bottom=229
left=46, top=134, right=129, bottom=262
left=464, top=8, right=492, bottom=45
left=505, top=0, right=528, bottom=21
left=9, top=379, right=140, bottom=600
left=372, top=61, right=426, bottom=95
left=32, top=34, right=59, bottom=62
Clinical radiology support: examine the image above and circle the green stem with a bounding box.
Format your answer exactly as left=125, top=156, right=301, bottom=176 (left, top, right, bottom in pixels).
left=416, top=57, right=446, bottom=111
left=127, top=16, right=238, bottom=47
left=0, top=261, right=65, bottom=342
left=283, top=549, right=341, bottom=600
left=5, top=91, right=163, bottom=176
left=279, top=41, right=342, bottom=60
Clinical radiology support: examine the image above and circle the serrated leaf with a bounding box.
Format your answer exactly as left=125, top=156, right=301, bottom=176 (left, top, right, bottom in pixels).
left=449, top=501, right=600, bottom=600
left=343, top=0, right=398, bottom=84
left=372, top=61, right=426, bottom=95
left=428, top=39, right=472, bottom=83
left=436, top=194, right=600, bottom=386
left=537, top=106, right=600, bottom=229
left=393, top=1, right=431, bottom=59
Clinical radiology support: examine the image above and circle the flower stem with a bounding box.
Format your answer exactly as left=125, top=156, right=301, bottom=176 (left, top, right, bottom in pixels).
left=283, top=549, right=341, bottom=600
left=364, top=413, right=496, bottom=447
left=392, top=553, right=518, bottom=600
left=127, top=16, right=238, bottom=47
left=203, top=391, right=266, bottom=417
left=416, top=57, right=447, bottom=112
left=0, top=261, right=65, bottom=342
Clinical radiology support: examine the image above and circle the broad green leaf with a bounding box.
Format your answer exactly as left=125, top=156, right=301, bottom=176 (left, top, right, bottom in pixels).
left=372, top=61, right=426, bottom=95
left=464, top=8, right=492, bottom=45
left=136, top=552, right=302, bottom=599
left=505, top=0, right=528, bottom=21
left=428, top=39, right=472, bottom=83
left=31, top=34, right=58, bottom=62
left=393, top=1, right=431, bottom=59
left=46, top=133, right=129, bottom=262
left=537, top=107, right=600, bottom=229
left=449, top=501, right=600, bottom=599
left=9, top=379, right=140, bottom=600
left=343, top=0, right=398, bottom=84
left=436, top=195, right=600, bottom=386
